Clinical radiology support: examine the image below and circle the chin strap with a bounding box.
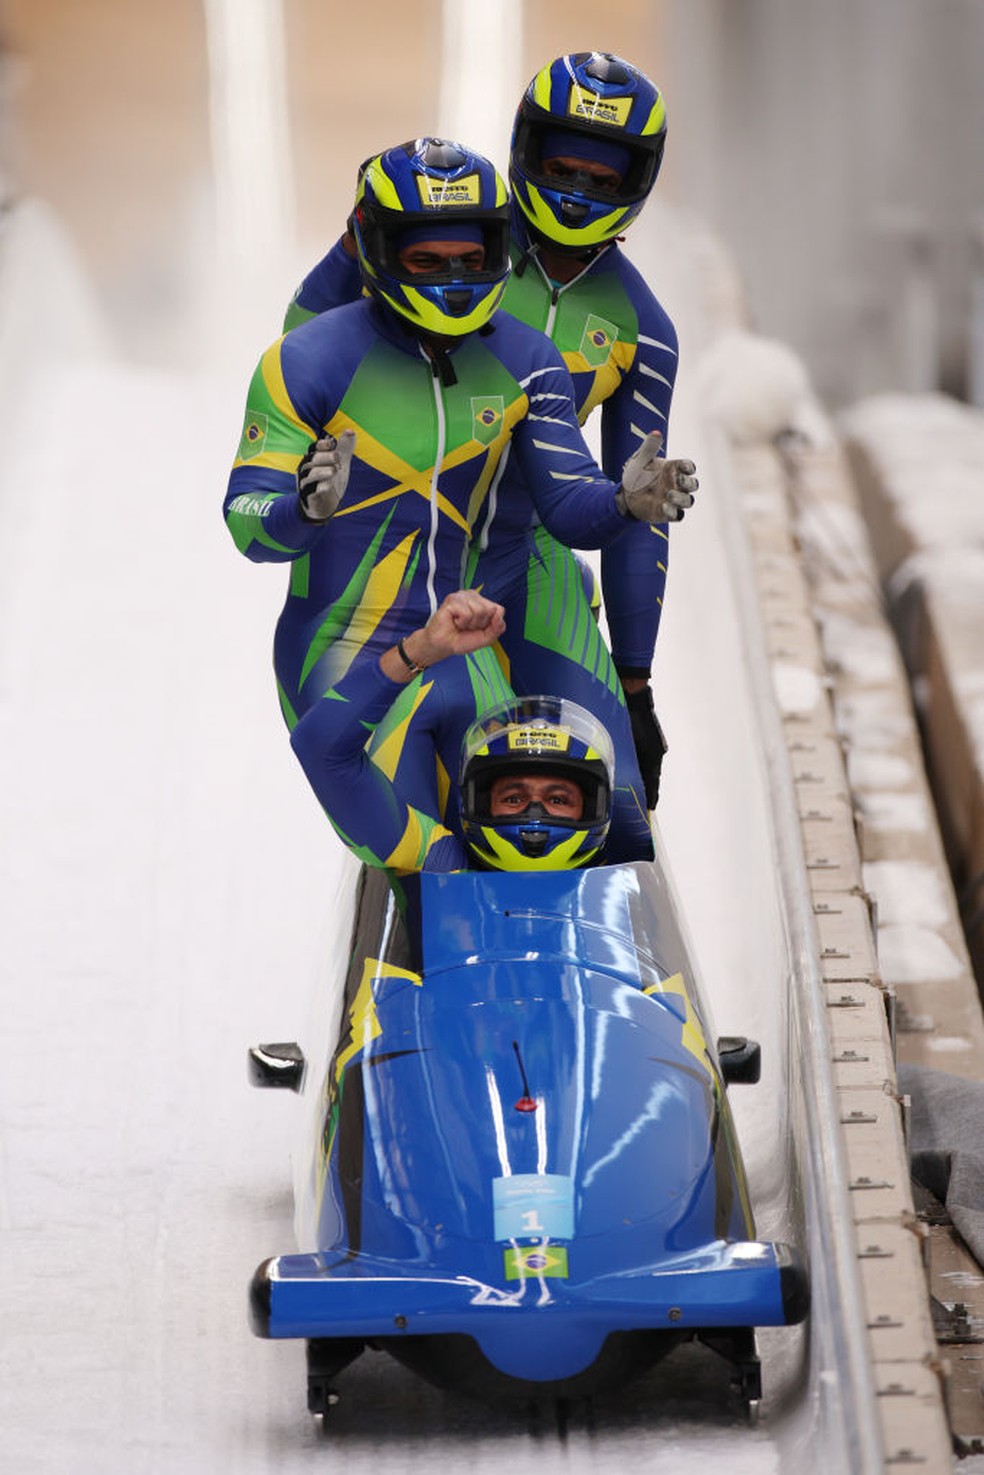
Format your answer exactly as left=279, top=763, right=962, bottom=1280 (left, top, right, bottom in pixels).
left=428, top=343, right=458, bottom=388
left=517, top=232, right=612, bottom=288
left=570, top=244, right=605, bottom=268
left=387, top=307, right=461, bottom=386
left=513, top=242, right=540, bottom=279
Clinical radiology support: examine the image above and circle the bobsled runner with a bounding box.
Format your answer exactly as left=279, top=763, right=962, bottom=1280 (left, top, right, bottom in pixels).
left=248, top=853, right=808, bottom=1414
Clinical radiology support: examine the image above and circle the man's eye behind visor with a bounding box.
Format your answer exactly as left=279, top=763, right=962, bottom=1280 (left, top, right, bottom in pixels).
left=514, top=117, right=662, bottom=206
left=469, top=762, right=607, bottom=826
left=359, top=208, right=512, bottom=284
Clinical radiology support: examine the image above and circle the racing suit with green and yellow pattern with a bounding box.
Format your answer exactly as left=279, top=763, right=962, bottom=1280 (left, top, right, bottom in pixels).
left=224, top=294, right=653, bottom=871
left=285, top=228, right=679, bottom=803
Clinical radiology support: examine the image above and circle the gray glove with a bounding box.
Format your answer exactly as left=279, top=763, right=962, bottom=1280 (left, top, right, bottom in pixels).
left=615, top=430, right=698, bottom=523
left=297, top=429, right=357, bottom=523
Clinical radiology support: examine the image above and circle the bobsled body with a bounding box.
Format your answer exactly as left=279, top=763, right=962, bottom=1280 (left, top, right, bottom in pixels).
left=251, top=858, right=807, bottom=1402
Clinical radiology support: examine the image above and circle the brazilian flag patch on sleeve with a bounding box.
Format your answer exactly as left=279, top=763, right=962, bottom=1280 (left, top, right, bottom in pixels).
left=238, top=411, right=269, bottom=460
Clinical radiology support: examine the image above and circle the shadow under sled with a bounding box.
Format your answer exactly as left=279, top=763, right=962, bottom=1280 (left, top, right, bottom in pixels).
left=249, top=858, right=809, bottom=1409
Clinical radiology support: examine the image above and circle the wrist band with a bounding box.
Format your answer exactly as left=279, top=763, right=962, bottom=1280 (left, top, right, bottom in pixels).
left=396, top=637, right=426, bottom=675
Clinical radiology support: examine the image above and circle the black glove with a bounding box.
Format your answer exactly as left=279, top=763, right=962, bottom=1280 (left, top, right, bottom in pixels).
left=624, top=685, right=668, bottom=809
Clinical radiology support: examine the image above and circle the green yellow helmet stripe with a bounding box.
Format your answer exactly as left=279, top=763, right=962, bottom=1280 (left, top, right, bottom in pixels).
left=474, top=824, right=600, bottom=872
left=362, top=155, right=401, bottom=210
left=377, top=280, right=508, bottom=338
left=643, top=94, right=667, bottom=135
left=532, top=65, right=553, bottom=111
left=522, top=184, right=628, bottom=249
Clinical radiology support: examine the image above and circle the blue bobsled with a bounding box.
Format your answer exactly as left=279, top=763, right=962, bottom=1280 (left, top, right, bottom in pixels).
left=249, top=856, right=808, bottom=1411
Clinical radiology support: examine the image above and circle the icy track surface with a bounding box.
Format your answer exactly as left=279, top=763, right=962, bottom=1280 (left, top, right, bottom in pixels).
left=0, top=203, right=807, bottom=1472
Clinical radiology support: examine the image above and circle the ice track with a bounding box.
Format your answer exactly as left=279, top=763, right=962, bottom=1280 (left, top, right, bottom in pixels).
left=0, top=180, right=893, bottom=1470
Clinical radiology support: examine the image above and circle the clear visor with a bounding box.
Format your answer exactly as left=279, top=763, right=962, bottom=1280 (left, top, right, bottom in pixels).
left=359, top=206, right=511, bottom=286
left=462, top=694, right=615, bottom=783
left=513, top=114, right=661, bottom=206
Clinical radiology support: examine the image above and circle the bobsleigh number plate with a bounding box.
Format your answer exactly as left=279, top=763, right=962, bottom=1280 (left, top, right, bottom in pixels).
left=493, top=1173, right=574, bottom=1241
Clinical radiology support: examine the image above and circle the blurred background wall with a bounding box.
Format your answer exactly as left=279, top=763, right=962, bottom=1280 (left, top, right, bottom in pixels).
left=0, top=0, right=661, bottom=363
left=666, top=0, right=984, bottom=407
left=1, top=0, right=982, bottom=407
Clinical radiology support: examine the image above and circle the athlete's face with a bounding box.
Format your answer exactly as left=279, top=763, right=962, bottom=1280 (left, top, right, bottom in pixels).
left=542, top=154, right=623, bottom=194
left=489, top=774, right=585, bottom=819
left=397, top=239, right=487, bottom=274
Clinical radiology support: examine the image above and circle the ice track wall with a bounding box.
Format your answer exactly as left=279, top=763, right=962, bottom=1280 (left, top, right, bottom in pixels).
left=632, top=215, right=951, bottom=1467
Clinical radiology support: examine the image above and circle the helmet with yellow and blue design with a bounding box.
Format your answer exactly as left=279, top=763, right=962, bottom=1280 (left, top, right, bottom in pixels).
left=510, top=53, right=666, bottom=255
left=352, top=138, right=511, bottom=338
left=460, top=695, right=614, bottom=872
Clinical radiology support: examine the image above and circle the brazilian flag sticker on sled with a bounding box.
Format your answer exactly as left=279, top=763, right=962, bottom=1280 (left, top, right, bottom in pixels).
left=504, top=1244, right=569, bottom=1280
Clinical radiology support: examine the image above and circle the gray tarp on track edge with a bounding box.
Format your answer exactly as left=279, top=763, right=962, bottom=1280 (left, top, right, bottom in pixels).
left=899, top=1062, right=984, bottom=1266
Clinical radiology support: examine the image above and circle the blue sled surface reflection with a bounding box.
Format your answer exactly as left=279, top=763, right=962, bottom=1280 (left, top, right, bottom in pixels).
left=250, top=858, right=808, bottom=1406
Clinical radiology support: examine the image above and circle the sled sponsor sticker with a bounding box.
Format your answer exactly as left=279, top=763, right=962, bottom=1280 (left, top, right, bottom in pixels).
left=579, top=314, right=618, bottom=369
left=493, top=1173, right=573, bottom=1241
left=471, top=395, right=504, bottom=445
left=237, top=411, right=269, bottom=460
left=504, top=1244, right=569, bottom=1280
